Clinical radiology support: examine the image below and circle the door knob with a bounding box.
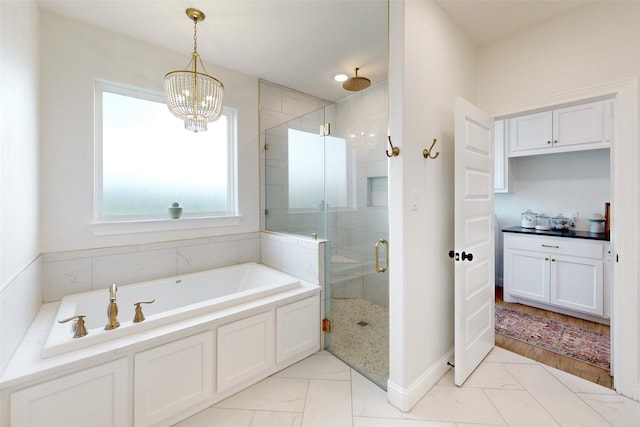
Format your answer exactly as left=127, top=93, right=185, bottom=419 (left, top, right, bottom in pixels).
left=448, top=250, right=460, bottom=261
left=461, top=251, right=473, bottom=261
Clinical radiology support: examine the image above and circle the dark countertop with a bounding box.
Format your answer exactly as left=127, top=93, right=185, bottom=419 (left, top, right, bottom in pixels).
left=502, top=226, right=610, bottom=242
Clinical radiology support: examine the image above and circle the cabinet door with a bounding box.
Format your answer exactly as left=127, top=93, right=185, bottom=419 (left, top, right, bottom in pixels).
left=550, top=254, right=604, bottom=316
left=276, top=296, right=320, bottom=364
left=134, top=331, right=214, bottom=427
left=508, top=111, right=553, bottom=156
left=552, top=101, right=604, bottom=150
left=217, top=311, right=275, bottom=393
left=505, top=248, right=550, bottom=303
left=10, top=359, right=129, bottom=427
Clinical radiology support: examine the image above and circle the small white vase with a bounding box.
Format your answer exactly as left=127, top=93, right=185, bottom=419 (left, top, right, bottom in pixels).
left=168, top=202, right=183, bottom=219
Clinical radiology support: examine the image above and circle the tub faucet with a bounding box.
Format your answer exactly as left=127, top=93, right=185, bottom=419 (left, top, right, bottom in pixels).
left=105, top=283, right=120, bottom=330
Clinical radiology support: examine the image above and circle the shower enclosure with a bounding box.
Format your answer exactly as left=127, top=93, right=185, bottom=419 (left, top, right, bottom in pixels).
left=263, top=84, right=389, bottom=387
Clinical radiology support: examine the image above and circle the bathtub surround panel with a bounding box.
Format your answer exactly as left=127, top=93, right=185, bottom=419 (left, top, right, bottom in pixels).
left=0, top=258, right=42, bottom=373
left=41, top=233, right=261, bottom=303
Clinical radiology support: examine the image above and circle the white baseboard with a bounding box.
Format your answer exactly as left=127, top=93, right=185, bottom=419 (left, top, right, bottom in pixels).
left=386, top=348, right=453, bottom=412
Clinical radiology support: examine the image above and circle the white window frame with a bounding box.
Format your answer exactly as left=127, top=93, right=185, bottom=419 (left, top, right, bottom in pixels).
left=92, top=80, right=240, bottom=235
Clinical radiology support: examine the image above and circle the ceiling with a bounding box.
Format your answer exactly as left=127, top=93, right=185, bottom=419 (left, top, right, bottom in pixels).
left=37, top=0, right=594, bottom=102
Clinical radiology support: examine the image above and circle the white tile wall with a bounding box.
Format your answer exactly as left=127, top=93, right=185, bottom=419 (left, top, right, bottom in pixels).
left=41, top=233, right=262, bottom=302
left=260, top=232, right=324, bottom=286
left=0, top=257, right=42, bottom=372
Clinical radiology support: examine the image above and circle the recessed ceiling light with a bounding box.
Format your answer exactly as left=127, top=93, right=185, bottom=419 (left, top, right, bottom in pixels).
left=334, top=74, right=348, bottom=82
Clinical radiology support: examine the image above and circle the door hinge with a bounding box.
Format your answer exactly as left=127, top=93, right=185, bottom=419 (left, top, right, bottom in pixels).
left=320, top=123, right=330, bottom=136
left=264, top=209, right=269, bottom=215
left=322, top=318, right=331, bottom=333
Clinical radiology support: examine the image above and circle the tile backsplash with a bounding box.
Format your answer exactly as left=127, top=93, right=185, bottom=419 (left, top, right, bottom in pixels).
left=41, top=232, right=262, bottom=302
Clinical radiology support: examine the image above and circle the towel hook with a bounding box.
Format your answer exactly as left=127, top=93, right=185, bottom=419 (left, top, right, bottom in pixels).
left=423, top=138, right=440, bottom=159
left=386, top=136, right=400, bottom=158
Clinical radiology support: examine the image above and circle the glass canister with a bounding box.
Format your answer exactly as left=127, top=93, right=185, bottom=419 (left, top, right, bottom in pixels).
left=551, top=213, right=570, bottom=230
left=521, top=209, right=537, bottom=229
left=535, top=214, right=550, bottom=231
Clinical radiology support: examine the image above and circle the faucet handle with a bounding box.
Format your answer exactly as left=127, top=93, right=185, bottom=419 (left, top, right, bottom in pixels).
left=133, top=299, right=155, bottom=323
left=58, top=315, right=88, bottom=338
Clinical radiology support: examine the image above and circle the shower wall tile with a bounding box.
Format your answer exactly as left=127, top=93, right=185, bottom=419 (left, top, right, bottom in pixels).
left=260, top=82, right=283, bottom=112
left=343, top=277, right=364, bottom=299
left=282, top=90, right=327, bottom=116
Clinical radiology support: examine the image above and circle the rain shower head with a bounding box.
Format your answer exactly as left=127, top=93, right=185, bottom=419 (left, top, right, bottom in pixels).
left=342, top=68, right=371, bottom=91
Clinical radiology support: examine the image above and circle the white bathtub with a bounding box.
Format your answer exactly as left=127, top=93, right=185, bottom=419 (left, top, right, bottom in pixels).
left=43, top=263, right=301, bottom=358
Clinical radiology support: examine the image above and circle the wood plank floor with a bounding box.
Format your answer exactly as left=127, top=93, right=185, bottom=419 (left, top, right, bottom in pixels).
left=495, top=287, right=613, bottom=389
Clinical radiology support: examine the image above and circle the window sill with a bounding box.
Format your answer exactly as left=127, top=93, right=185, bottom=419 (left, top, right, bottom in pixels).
left=89, top=215, right=243, bottom=236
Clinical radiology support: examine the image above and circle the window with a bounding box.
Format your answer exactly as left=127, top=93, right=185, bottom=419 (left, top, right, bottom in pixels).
left=287, top=129, right=349, bottom=210
left=94, top=81, right=236, bottom=224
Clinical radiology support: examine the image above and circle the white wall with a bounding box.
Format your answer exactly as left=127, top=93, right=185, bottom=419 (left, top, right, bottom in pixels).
left=477, top=1, right=640, bottom=400
left=39, top=10, right=260, bottom=253
left=495, top=149, right=611, bottom=231
left=0, top=0, right=42, bottom=372
left=1, top=1, right=40, bottom=288
left=387, top=0, right=476, bottom=410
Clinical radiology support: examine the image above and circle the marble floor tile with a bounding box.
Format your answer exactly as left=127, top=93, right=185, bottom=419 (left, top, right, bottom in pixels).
left=483, top=389, right=559, bottom=427
left=250, top=411, right=303, bottom=427
left=542, top=364, right=617, bottom=395
left=274, top=351, right=351, bottom=381
left=485, top=346, right=537, bottom=364
left=352, top=417, right=456, bottom=426
left=215, top=377, right=309, bottom=412
left=173, top=407, right=254, bottom=427
left=351, top=369, right=403, bottom=419
left=301, top=379, right=352, bottom=427
left=177, top=348, right=640, bottom=427
left=403, top=385, right=505, bottom=425
left=463, top=361, right=523, bottom=390
left=504, top=363, right=610, bottom=426
left=578, top=392, right=640, bottom=427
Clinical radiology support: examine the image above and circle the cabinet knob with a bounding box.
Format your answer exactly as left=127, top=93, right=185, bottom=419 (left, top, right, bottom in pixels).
left=547, top=140, right=551, bottom=144
left=551, top=258, right=556, bottom=262
left=554, top=140, right=558, bottom=144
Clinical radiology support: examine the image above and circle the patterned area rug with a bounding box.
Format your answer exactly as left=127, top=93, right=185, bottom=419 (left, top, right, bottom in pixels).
left=495, top=305, right=610, bottom=370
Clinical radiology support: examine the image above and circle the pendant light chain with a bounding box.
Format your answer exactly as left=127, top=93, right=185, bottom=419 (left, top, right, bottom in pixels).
left=193, top=17, right=198, bottom=55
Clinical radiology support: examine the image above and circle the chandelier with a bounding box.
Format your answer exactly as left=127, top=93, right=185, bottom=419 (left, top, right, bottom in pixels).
left=164, top=8, right=224, bottom=132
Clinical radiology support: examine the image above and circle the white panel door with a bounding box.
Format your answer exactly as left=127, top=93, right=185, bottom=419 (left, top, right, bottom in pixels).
left=453, top=97, right=495, bottom=386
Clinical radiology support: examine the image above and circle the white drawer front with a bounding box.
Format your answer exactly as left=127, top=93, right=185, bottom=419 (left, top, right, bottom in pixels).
left=503, top=233, right=604, bottom=259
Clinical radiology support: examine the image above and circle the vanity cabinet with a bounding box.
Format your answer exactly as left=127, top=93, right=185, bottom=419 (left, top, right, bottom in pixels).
left=10, top=359, right=129, bottom=427
left=503, top=233, right=608, bottom=318
left=508, top=100, right=612, bottom=157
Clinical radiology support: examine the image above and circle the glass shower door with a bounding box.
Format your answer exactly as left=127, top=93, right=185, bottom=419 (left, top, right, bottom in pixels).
left=323, top=86, right=389, bottom=388
left=263, top=85, right=389, bottom=388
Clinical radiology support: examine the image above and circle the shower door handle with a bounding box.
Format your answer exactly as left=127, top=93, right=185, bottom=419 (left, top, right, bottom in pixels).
left=375, top=239, right=388, bottom=273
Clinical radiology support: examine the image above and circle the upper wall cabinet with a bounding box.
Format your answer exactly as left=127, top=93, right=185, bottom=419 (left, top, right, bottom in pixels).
left=507, top=100, right=613, bottom=157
